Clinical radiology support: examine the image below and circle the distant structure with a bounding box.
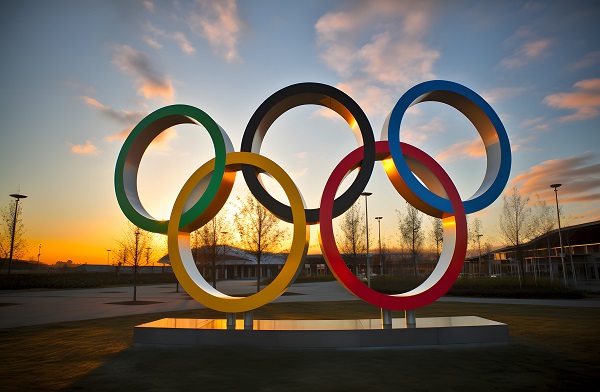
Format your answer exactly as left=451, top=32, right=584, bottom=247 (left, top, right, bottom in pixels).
left=464, top=220, right=600, bottom=283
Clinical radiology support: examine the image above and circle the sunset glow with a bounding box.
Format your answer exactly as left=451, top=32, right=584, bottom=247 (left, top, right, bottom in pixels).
left=1, top=1, right=599, bottom=266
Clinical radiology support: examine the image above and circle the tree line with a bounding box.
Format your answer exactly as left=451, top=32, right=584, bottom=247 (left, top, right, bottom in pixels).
left=0, top=186, right=565, bottom=284
left=336, top=186, right=560, bottom=279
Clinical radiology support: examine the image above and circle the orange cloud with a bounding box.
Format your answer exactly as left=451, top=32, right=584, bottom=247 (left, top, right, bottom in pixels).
left=78, top=96, right=178, bottom=147
left=335, top=81, right=395, bottom=118
left=544, top=78, right=600, bottom=121
left=80, top=96, right=147, bottom=127
left=189, top=0, right=242, bottom=62
left=435, top=138, right=485, bottom=163
left=510, top=153, right=600, bottom=205
left=145, top=23, right=195, bottom=54
left=315, top=1, right=439, bottom=117
left=499, top=37, right=551, bottom=69
left=481, top=87, right=527, bottom=104
left=518, top=116, right=545, bottom=128
left=112, top=45, right=175, bottom=103
left=70, top=140, right=99, bottom=155
left=569, top=50, right=600, bottom=70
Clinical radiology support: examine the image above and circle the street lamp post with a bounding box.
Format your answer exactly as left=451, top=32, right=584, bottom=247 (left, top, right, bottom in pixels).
left=477, top=234, right=483, bottom=276
left=37, top=244, right=41, bottom=270
left=134, top=229, right=140, bottom=302
left=550, top=184, right=575, bottom=286
left=8, top=193, right=27, bottom=275
left=106, top=249, right=111, bottom=266
left=375, top=216, right=383, bottom=275
left=361, top=192, right=372, bottom=287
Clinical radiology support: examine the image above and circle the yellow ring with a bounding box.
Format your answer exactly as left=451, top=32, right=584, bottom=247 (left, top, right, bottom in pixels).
left=168, top=152, right=309, bottom=313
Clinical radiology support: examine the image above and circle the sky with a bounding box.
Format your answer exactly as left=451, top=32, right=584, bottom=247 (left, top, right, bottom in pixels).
left=1, top=0, right=599, bottom=265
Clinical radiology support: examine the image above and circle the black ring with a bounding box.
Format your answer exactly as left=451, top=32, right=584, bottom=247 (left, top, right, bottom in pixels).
left=240, top=82, right=375, bottom=224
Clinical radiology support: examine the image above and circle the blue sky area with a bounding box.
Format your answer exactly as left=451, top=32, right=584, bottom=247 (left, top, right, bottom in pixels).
left=1, top=0, right=599, bottom=264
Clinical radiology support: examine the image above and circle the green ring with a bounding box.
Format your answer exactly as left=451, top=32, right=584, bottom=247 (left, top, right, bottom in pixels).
left=114, top=104, right=229, bottom=234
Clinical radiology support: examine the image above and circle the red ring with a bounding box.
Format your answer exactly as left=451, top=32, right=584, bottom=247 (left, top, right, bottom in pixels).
left=319, top=141, right=467, bottom=310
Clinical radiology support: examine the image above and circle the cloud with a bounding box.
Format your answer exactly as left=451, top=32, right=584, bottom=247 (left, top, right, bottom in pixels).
left=289, top=167, right=308, bottom=180
left=315, top=1, right=439, bottom=117
left=435, top=138, right=485, bottom=163
left=392, top=116, right=446, bottom=146
left=80, top=96, right=177, bottom=150
left=112, top=45, right=175, bottom=102
left=63, top=79, right=96, bottom=95
left=145, top=23, right=195, bottom=54
left=544, top=78, right=600, bottom=121
left=510, top=152, right=600, bottom=205
left=70, top=140, right=99, bottom=155
left=143, top=36, right=162, bottom=49
left=143, top=1, right=154, bottom=12
left=78, top=96, right=142, bottom=140
left=80, top=96, right=146, bottom=126
left=569, top=50, right=600, bottom=70
left=335, top=81, right=395, bottom=119
left=499, top=27, right=551, bottom=69
left=189, top=0, right=242, bottom=62
left=518, top=116, right=545, bottom=128
left=481, top=87, right=527, bottom=104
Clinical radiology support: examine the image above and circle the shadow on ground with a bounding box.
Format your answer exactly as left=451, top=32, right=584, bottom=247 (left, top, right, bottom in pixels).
left=67, top=339, right=587, bottom=391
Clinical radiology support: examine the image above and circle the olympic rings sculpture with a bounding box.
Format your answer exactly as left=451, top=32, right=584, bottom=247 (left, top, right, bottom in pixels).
left=115, top=81, right=511, bottom=312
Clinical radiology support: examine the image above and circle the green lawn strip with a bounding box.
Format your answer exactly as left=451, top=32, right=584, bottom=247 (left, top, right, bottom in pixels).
left=0, top=301, right=598, bottom=391
left=372, top=275, right=585, bottom=299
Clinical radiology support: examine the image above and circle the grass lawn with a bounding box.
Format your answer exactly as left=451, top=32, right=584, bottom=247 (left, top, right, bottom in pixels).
left=0, top=301, right=598, bottom=391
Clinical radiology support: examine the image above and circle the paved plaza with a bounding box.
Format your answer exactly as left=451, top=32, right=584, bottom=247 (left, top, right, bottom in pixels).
left=1, top=280, right=599, bottom=329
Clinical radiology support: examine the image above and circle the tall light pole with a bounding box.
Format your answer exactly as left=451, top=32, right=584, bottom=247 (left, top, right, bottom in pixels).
left=8, top=193, right=27, bottom=275
left=106, top=249, right=111, bottom=266
left=375, top=216, right=383, bottom=275
left=36, top=244, right=41, bottom=271
left=550, top=184, right=575, bottom=286
left=361, top=192, right=372, bottom=287
left=134, top=229, right=140, bottom=302
left=477, top=234, right=483, bottom=276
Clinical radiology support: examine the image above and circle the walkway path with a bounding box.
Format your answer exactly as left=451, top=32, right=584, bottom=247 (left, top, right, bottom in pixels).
left=1, top=280, right=599, bottom=328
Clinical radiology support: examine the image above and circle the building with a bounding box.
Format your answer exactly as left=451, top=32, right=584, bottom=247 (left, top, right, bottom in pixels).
left=158, top=246, right=288, bottom=280
left=464, top=220, right=600, bottom=284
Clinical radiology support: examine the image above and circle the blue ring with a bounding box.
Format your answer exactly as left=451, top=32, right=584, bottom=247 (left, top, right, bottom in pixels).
left=384, top=80, right=511, bottom=214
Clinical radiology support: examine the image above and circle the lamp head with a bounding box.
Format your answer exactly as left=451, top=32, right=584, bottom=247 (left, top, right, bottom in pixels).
left=550, top=183, right=562, bottom=189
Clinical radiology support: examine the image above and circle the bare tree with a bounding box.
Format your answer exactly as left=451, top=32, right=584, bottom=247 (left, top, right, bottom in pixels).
left=0, top=200, right=28, bottom=269
left=429, top=217, right=443, bottom=260
left=192, top=210, right=230, bottom=288
left=235, top=194, right=287, bottom=293
left=337, top=203, right=366, bottom=276
left=499, top=187, right=531, bottom=285
left=530, top=195, right=556, bottom=238
left=116, top=222, right=156, bottom=302
left=398, top=203, right=424, bottom=276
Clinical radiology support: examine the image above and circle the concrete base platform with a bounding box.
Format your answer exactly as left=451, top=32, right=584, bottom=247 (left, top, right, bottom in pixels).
left=134, top=316, right=509, bottom=349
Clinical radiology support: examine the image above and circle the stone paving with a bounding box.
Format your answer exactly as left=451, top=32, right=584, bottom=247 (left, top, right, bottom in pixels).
left=1, top=280, right=599, bottom=328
